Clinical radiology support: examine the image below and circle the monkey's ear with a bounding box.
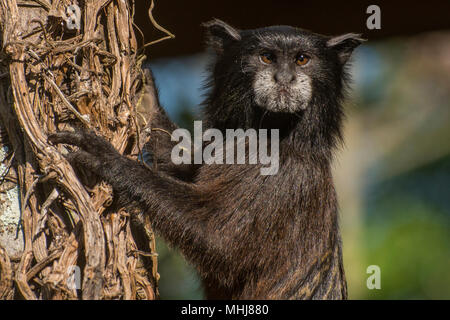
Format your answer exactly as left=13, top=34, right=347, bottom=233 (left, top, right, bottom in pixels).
left=327, top=33, right=366, bottom=64
left=202, top=19, right=241, bottom=54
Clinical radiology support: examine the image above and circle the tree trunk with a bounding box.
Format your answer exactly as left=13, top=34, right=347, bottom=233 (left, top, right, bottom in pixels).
left=0, top=0, right=166, bottom=300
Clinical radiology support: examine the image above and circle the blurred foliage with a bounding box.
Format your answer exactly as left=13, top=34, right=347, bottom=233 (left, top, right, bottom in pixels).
left=363, top=156, right=450, bottom=299
left=345, top=31, right=450, bottom=299
left=148, top=31, right=450, bottom=300
left=156, top=237, right=203, bottom=299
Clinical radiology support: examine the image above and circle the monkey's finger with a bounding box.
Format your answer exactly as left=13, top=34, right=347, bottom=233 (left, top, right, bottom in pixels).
left=65, top=150, right=103, bottom=173
left=48, top=130, right=118, bottom=155
left=48, top=131, right=89, bottom=148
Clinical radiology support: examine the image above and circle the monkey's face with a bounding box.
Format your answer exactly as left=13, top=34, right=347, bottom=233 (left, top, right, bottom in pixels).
left=249, top=45, right=314, bottom=113
left=204, top=20, right=364, bottom=117
left=240, top=27, right=345, bottom=113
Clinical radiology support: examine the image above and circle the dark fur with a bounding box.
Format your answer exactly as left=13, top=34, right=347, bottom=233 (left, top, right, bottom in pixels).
left=49, top=20, right=364, bottom=299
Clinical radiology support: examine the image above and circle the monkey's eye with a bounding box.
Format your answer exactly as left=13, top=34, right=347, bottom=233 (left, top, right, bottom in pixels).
left=260, top=52, right=275, bottom=64
left=295, top=54, right=310, bottom=66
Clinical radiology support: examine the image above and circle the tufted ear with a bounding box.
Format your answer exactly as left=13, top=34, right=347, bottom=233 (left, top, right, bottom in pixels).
left=327, top=33, right=366, bottom=65
left=202, top=19, right=241, bottom=54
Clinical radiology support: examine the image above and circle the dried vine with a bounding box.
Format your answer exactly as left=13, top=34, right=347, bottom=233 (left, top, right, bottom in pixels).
left=0, top=0, right=170, bottom=299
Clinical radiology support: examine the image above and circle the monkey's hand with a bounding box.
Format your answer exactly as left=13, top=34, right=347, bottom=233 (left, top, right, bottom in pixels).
left=48, top=130, right=132, bottom=188
left=48, top=130, right=215, bottom=263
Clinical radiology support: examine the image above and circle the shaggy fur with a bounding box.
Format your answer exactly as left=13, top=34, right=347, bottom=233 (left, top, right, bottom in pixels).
left=49, top=19, right=364, bottom=299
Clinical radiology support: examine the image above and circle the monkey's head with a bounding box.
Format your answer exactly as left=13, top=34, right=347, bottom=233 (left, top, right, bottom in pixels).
left=204, top=19, right=365, bottom=116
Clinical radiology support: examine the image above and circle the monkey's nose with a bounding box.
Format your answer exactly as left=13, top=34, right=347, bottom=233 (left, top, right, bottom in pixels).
left=274, top=72, right=296, bottom=84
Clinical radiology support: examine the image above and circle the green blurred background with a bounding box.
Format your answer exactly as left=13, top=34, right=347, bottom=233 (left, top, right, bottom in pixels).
left=140, top=1, right=450, bottom=300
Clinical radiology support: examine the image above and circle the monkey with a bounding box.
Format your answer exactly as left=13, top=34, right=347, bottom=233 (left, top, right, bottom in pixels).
left=49, top=19, right=364, bottom=299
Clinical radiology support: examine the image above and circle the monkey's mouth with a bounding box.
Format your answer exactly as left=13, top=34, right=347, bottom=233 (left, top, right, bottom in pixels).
left=275, top=88, right=295, bottom=102
left=254, top=85, right=307, bottom=113
left=277, top=87, right=291, bottom=96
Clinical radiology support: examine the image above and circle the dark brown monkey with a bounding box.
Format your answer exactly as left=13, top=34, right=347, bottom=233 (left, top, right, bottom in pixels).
left=49, top=19, right=364, bottom=299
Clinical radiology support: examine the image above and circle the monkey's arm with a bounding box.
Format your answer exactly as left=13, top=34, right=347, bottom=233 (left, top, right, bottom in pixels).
left=48, top=130, right=222, bottom=266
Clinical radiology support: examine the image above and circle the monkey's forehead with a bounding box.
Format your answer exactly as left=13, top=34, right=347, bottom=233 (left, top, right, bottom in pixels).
left=241, top=26, right=327, bottom=52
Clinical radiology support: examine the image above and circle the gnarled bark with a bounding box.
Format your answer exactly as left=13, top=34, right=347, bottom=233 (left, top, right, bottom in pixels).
left=0, top=0, right=168, bottom=300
